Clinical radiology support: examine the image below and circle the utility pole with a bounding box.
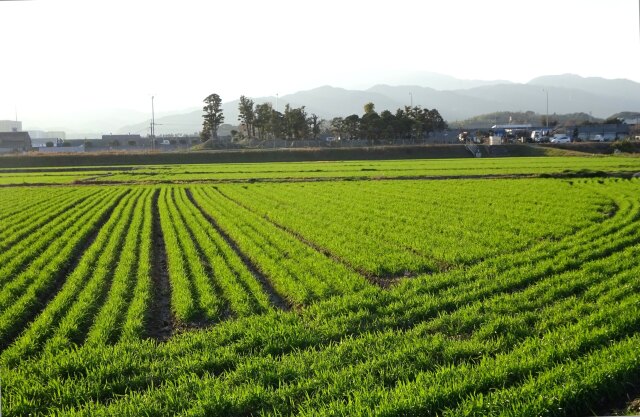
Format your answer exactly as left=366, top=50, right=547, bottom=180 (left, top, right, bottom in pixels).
left=151, top=96, right=156, bottom=150
left=274, top=93, right=279, bottom=149
left=546, top=90, right=549, bottom=129
left=543, top=89, right=549, bottom=129
left=409, top=92, right=413, bottom=108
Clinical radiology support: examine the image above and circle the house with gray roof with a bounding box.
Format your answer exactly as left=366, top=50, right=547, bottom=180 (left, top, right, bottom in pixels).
left=0, top=131, right=32, bottom=153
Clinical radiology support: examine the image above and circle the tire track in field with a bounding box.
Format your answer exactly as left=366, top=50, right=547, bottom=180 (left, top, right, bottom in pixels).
left=210, top=186, right=411, bottom=288
left=0, top=189, right=130, bottom=352
left=184, top=188, right=291, bottom=311
left=147, top=189, right=174, bottom=341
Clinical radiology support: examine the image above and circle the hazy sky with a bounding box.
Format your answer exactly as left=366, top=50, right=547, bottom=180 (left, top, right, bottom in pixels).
left=1, top=0, right=639, bottom=131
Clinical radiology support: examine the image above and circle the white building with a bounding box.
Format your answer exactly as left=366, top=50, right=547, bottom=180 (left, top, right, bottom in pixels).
left=28, top=130, right=66, bottom=140
left=0, top=120, right=22, bottom=132
left=28, top=130, right=67, bottom=148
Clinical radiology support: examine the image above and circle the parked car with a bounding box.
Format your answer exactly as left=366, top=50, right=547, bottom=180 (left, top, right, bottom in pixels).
left=531, top=130, right=552, bottom=143
left=592, top=134, right=605, bottom=142
left=550, top=135, right=571, bottom=143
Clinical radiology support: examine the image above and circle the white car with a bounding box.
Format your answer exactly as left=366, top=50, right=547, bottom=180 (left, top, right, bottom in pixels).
left=550, top=135, right=571, bottom=143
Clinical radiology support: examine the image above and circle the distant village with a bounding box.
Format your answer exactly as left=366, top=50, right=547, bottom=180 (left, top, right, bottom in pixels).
left=0, top=116, right=638, bottom=155
left=0, top=120, right=202, bottom=154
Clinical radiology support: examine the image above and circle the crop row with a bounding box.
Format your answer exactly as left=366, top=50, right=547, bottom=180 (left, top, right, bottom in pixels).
left=158, top=181, right=367, bottom=324
left=398, top=178, right=640, bottom=301
left=190, top=186, right=370, bottom=306
left=169, top=187, right=272, bottom=318
left=3, top=178, right=639, bottom=414
left=0, top=187, right=77, bottom=223
left=158, top=186, right=223, bottom=322
left=159, top=184, right=274, bottom=324
left=215, top=178, right=615, bottom=276
left=68, top=156, right=640, bottom=184
left=0, top=188, right=129, bottom=351
left=0, top=188, right=158, bottom=363
left=0, top=188, right=83, bottom=248
left=1, top=178, right=639, bottom=415
left=0, top=188, right=118, bottom=289
left=0, top=188, right=116, bottom=287
left=159, top=185, right=272, bottom=324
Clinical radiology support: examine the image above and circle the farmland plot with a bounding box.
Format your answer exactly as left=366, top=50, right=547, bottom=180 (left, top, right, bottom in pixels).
left=2, top=155, right=640, bottom=185
left=211, top=179, right=613, bottom=277
left=0, top=169, right=639, bottom=416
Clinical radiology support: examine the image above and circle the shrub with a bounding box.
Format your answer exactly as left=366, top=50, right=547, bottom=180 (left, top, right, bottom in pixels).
left=612, top=139, right=638, bottom=153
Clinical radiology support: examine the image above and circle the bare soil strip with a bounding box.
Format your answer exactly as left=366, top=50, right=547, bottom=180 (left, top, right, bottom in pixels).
left=184, top=188, right=291, bottom=311
left=147, top=189, right=174, bottom=341
left=0, top=190, right=129, bottom=352
left=593, top=386, right=640, bottom=417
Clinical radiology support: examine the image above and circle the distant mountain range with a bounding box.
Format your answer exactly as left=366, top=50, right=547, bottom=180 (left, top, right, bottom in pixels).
left=117, top=74, right=640, bottom=135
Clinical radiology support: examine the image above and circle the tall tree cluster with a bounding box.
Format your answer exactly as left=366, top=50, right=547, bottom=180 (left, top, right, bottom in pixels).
left=238, top=96, right=256, bottom=138
left=200, top=93, right=224, bottom=142
left=203, top=93, right=447, bottom=142
left=332, top=103, right=447, bottom=141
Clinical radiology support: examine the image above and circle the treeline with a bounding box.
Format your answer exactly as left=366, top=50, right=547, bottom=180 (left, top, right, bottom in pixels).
left=327, top=103, right=447, bottom=141
left=201, top=94, right=447, bottom=142
left=452, top=110, right=640, bottom=130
